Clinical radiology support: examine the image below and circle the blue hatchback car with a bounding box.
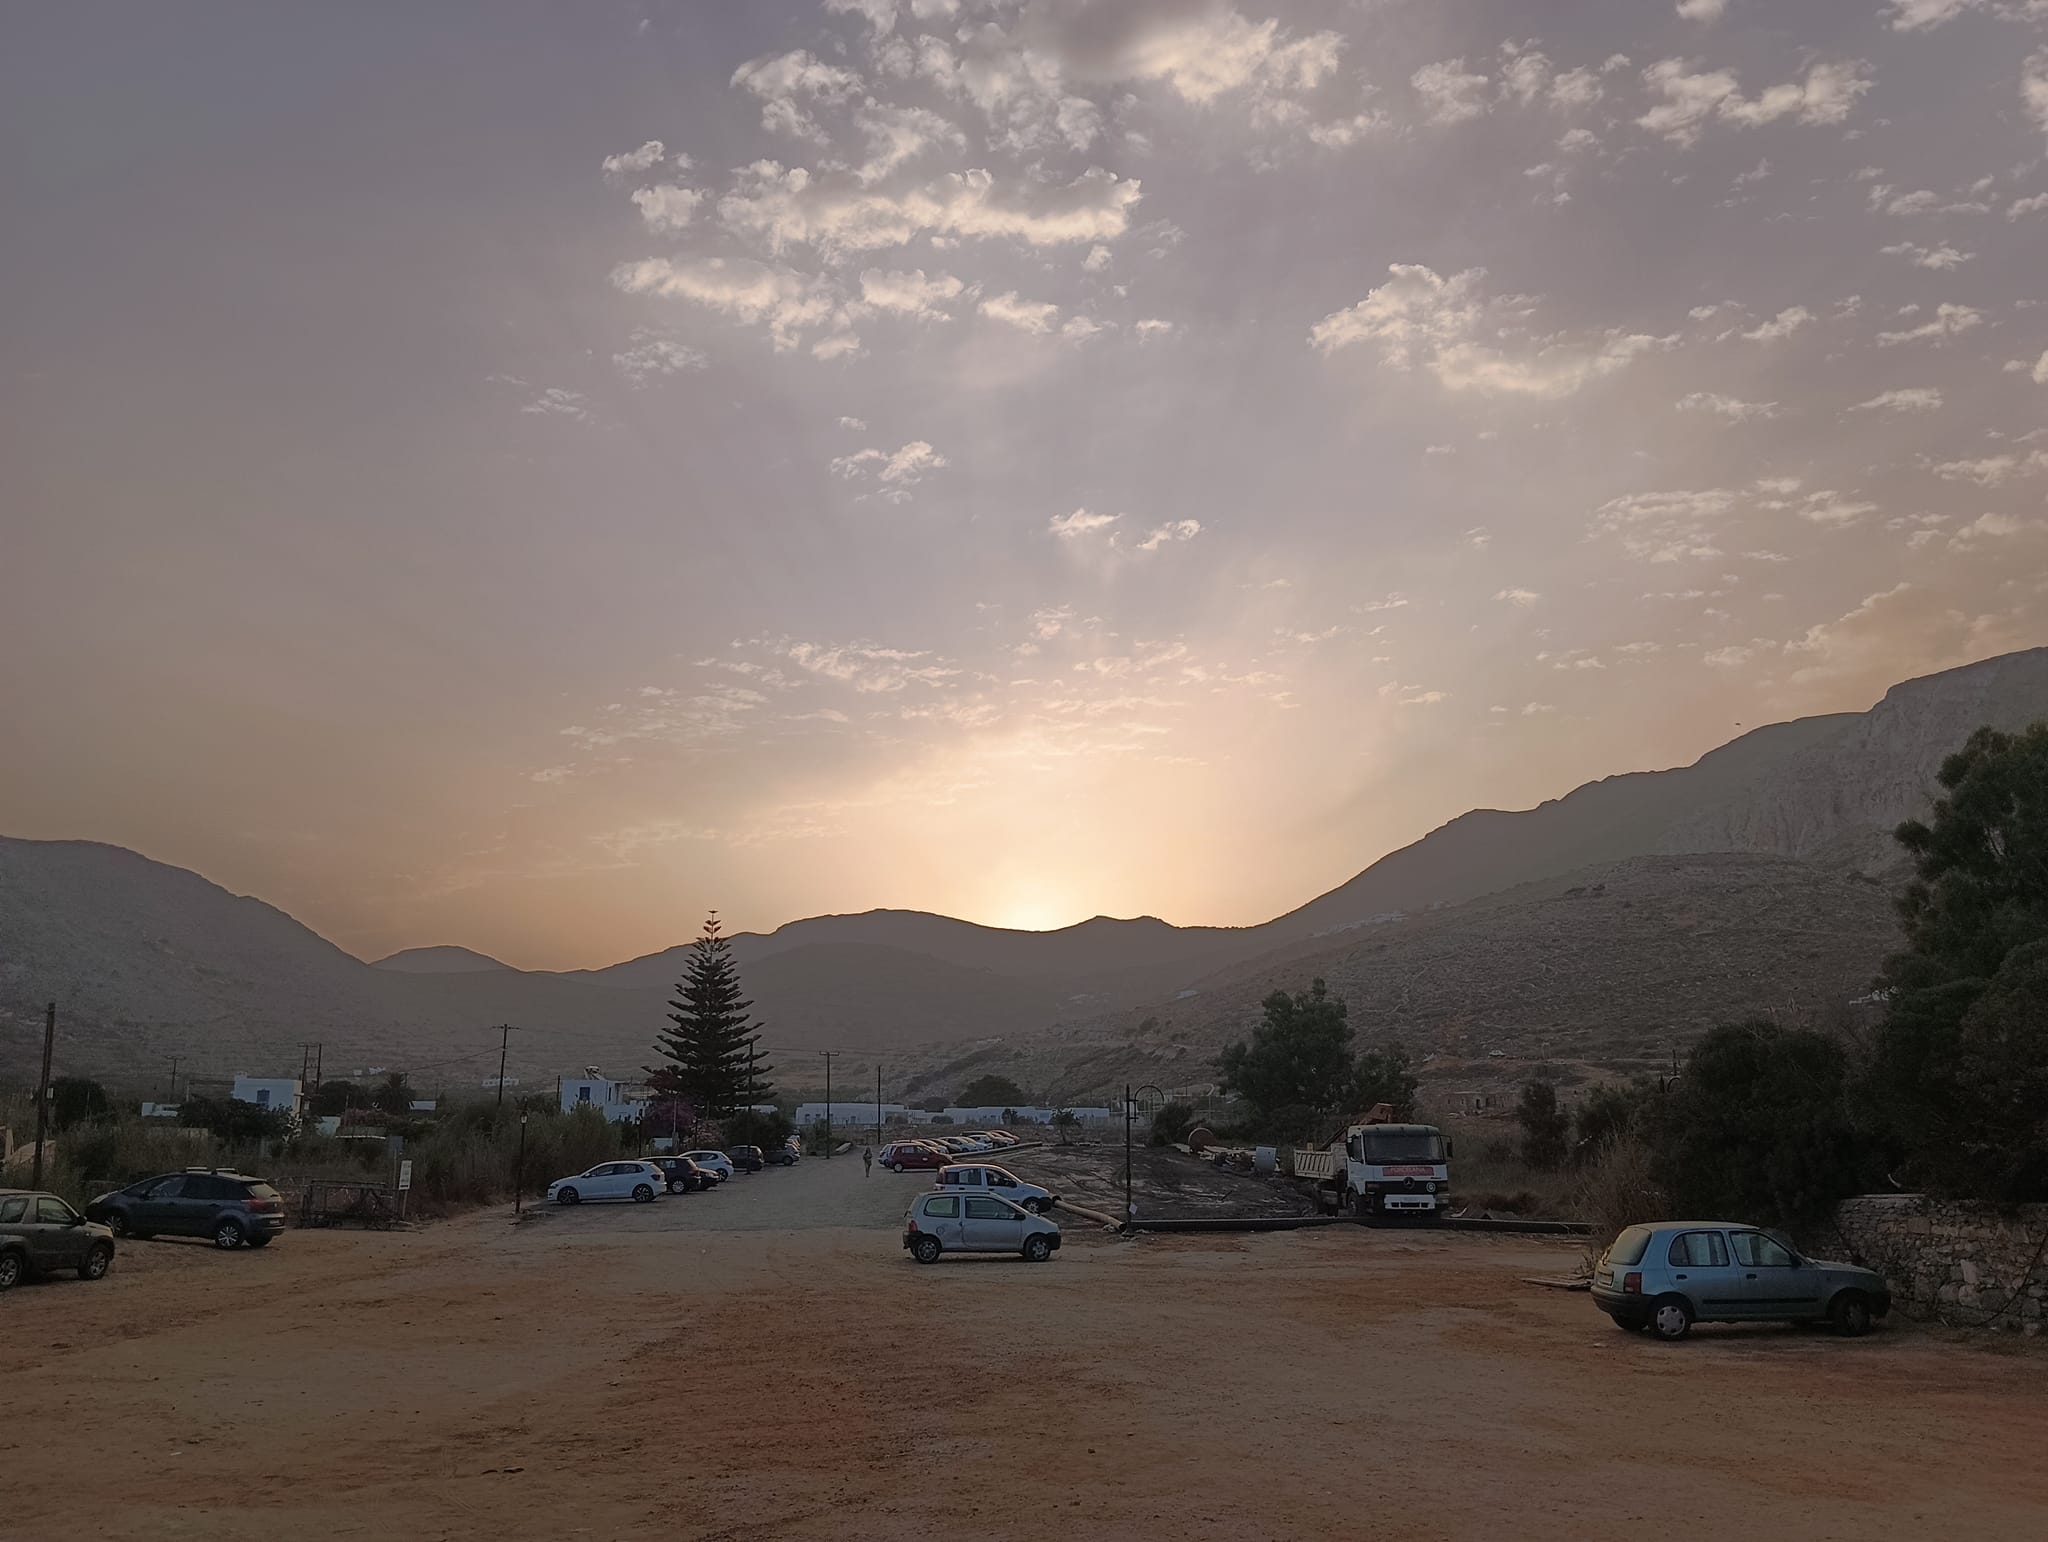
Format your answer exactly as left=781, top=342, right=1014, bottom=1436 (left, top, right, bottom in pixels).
left=1590, top=1221, right=1891, bottom=1341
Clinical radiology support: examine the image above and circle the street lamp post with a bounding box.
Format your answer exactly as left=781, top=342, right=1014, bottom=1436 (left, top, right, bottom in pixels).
left=1123, top=1082, right=1134, bottom=1231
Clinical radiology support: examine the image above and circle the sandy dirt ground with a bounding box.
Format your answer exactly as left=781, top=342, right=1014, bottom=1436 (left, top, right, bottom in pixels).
left=5, top=1150, right=2045, bottom=1542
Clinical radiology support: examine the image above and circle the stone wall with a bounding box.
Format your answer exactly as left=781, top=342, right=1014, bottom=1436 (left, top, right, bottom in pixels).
left=1831, top=1194, right=2048, bottom=1332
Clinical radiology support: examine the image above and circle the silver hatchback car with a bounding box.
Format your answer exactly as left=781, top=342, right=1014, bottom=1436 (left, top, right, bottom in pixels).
left=1590, top=1221, right=1892, bottom=1341
left=903, top=1190, right=1061, bottom=1264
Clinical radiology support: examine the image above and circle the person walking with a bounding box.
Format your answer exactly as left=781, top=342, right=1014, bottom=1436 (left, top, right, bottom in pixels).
left=862, top=1144, right=873, bottom=1178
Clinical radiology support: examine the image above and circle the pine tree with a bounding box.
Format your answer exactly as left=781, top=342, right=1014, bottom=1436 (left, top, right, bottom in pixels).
left=650, top=914, right=770, bottom=1120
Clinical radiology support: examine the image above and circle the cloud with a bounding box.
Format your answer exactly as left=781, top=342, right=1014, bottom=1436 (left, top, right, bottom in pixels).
left=1849, top=387, right=1943, bottom=413
left=602, top=140, right=668, bottom=182
left=1783, top=582, right=2021, bottom=686
left=1494, top=588, right=1541, bottom=606
left=519, top=387, right=595, bottom=423
left=1311, top=265, right=1672, bottom=399
left=1638, top=58, right=1871, bottom=146
left=979, top=291, right=1060, bottom=334
left=610, top=256, right=844, bottom=352
left=2027, top=54, right=2048, bottom=144
left=1134, top=519, right=1202, bottom=552
left=1796, top=490, right=1878, bottom=525
left=1309, top=111, right=1392, bottom=147
left=858, top=266, right=965, bottom=319
left=1049, top=508, right=1119, bottom=539
left=1880, top=240, right=1971, bottom=270
left=830, top=439, right=948, bottom=500
left=1677, top=391, right=1780, bottom=420
left=1950, top=512, right=2036, bottom=549
left=730, top=50, right=862, bottom=141
left=1929, top=451, right=2047, bottom=486
left=851, top=102, right=965, bottom=184
left=630, top=183, right=704, bottom=233
left=2009, top=193, right=2048, bottom=220
left=1887, top=0, right=1980, bottom=29
left=1082, top=243, right=1111, bottom=272
left=717, top=161, right=1143, bottom=258
left=1593, top=486, right=1740, bottom=562
left=1875, top=303, right=1985, bottom=345
left=1676, top=0, right=1728, bottom=20
left=1736, top=306, right=1813, bottom=342
left=1412, top=59, right=1492, bottom=125
left=612, top=332, right=708, bottom=384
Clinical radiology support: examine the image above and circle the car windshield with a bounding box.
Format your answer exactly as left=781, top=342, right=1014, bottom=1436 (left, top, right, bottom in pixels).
left=1360, top=1131, right=1445, bottom=1164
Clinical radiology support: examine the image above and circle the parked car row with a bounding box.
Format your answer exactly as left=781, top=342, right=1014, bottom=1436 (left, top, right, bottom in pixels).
left=876, top=1130, right=1019, bottom=1171
left=1, top=1165, right=290, bottom=1293
left=548, top=1136, right=804, bottom=1206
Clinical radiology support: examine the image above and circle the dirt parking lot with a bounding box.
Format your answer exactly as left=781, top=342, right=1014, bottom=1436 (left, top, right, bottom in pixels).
left=5, top=1152, right=2045, bottom=1541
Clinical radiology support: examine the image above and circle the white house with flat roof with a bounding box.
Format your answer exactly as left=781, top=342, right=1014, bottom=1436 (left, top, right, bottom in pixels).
left=560, top=1074, right=639, bottom=1123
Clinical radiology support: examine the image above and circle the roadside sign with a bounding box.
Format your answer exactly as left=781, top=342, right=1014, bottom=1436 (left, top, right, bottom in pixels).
left=397, top=1159, right=413, bottom=1192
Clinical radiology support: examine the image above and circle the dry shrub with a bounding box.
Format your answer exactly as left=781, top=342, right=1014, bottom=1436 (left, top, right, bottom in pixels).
left=1570, top=1132, right=1668, bottom=1264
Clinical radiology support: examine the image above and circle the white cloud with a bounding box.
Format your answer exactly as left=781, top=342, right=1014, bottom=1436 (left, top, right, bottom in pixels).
left=830, top=439, right=947, bottom=500
left=612, top=333, right=708, bottom=384
left=717, top=162, right=1143, bottom=259
left=1848, top=387, right=1942, bottom=413
left=1522, top=701, right=1557, bottom=715
left=1736, top=306, right=1813, bottom=342
left=1638, top=58, right=1871, bottom=146
left=1951, top=512, right=2035, bottom=548
left=1592, top=487, right=1739, bottom=562
left=611, top=256, right=839, bottom=351
left=602, top=140, right=667, bottom=182
left=521, top=387, right=594, bottom=423
left=1887, top=0, right=1981, bottom=28
left=1133, top=318, right=1178, bottom=341
left=1880, top=240, right=1972, bottom=270
left=824, top=0, right=898, bottom=36
left=1677, top=391, right=1780, bottom=420
left=1311, top=265, right=1671, bottom=399
left=2033, top=350, right=2048, bottom=384
left=2008, top=193, right=2048, bottom=220
left=1309, top=110, right=1393, bottom=146
left=1134, top=519, right=1202, bottom=552
left=1412, top=59, right=1492, bottom=125
left=1796, top=490, right=1878, bottom=525
left=2027, top=54, right=2048, bottom=144
left=730, top=50, right=862, bottom=141
left=1049, top=508, right=1118, bottom=538
left=811, top=331, right=864, bottom=361
left=1494, top=588, right=1541, bottom=606
left=1059, top=316, right=1108, bottom=343
left=858, top=267, right=965, bottom=320
left=630, top=183, right=704, bottom=233
left=851, top=103, right=965, bottom=184
left=1875, top=303, right=1985, bottom=345
left=1930, top=451, right=2047, bottom=486
left=980, top=291, right=1060, bottom=334
left=838, top=415, right=867, bottom=430
left=1676, top=0, right=1728, bottom=20
left=1082, top=244, right=1111, bottom=272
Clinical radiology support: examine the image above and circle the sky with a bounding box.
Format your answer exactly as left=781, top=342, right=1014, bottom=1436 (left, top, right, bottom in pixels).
left=4, top=0, right=2047, bottom=969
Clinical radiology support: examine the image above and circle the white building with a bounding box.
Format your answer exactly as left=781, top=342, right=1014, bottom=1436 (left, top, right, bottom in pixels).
left=230, top=1076, right=304, bottom=1121
left=792, top=1102, right=1122, bottom=1130
left=560, top=1073, right=639, bottom=1124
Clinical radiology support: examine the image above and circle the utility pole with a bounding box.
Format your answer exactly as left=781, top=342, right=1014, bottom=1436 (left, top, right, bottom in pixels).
left=30, top=1003, right=56, bottom=1190
left=1123, top=1082, right=1134, bottom=1232
left=494, top=1024, right=519, bottom=1110
left=876, top=1063, right=882, bottom=1142
left=168, top=1054, right=182, bottom=1103
left=821, top=1050, right=836, bottom=1157
left=514, top=1111, right=530, bottom=1216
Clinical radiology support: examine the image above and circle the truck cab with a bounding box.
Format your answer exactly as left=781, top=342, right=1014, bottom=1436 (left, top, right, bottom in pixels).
left=1341, top=1122, right=1451, bottom=1222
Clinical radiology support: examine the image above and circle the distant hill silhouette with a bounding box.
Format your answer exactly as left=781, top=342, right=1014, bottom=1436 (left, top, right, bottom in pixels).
left=3, top=647, right=2044, bottom=1088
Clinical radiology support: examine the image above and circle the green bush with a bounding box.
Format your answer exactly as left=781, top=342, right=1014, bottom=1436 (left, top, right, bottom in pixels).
left=1150, top=1102, right=1195, bottom=1146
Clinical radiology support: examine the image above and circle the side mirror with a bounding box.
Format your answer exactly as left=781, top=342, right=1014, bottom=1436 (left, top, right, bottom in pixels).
left=1444, top=1141, right=1455, bottom=1160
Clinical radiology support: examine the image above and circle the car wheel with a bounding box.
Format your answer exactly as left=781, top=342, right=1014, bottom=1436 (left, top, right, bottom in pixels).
left=247, top=1235, right=273, bottom=1249
left=667, top=1180, right=684, bottom=1195
left=213, top=1218, right=246, bottom=1251
left=911, top=1236, right=943, bottom=1265
left=1023, top=1234, right=1053, bottom=1263
left=1019, top=1198, right=1043, bottom=1214
left=885, top=1162, right=900, bottom=1173
left=632, top=1184, right=655, bottom=1203
left=79, top=1243, right=115, bottom=1281
left=1829, top=1291, right=1873, bottom=1337
left=105, top=1211, right=132, bottom=1239
left=0, top=1252, right=22, bottom=1291
left=557, top=1187, right=581, bottom=1206
left=1649, top=1295, right=1693, bottom=1342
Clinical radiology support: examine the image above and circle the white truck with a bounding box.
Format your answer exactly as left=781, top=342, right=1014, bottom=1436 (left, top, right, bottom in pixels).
left=1291, top=1109, right=1453, bottom=1222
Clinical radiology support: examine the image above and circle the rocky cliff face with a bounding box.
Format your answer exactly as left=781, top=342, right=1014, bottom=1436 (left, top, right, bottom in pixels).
left=1656, top=648, right=2048, bottom=873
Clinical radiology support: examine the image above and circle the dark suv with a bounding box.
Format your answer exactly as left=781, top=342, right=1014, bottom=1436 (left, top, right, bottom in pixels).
left=726, top=1145, right=766, bottom=1173
left=0, top=1190, right=117, bottom=1290
left=87, top=1169, right=287, bottom=1250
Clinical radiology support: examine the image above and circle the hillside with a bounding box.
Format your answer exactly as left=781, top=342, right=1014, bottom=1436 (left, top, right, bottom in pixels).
left=371, top=945, right=511, bottom=974
left=3, top=647, right=2044, bottom=1091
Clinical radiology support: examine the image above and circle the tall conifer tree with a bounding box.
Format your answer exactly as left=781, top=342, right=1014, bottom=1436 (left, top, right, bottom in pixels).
left=651, top=914, right=771, bottom=1119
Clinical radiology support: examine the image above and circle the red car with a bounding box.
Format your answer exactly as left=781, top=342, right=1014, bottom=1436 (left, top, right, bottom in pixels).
left=878, top=1141, right=947, bottom=1172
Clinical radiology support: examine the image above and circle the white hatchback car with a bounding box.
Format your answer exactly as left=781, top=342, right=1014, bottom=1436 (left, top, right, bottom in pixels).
left=680, top=1150, right=736, bottom=1181
left=904, top=1190, right=1061, bottom=1263
left=548, top=1161, right=666, bottom=1205
left=936, top=1164, right=1057, bottom=1213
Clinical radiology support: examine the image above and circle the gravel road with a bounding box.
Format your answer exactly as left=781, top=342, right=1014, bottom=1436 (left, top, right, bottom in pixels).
left=4, top=1151, right=2044, bottom=1541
